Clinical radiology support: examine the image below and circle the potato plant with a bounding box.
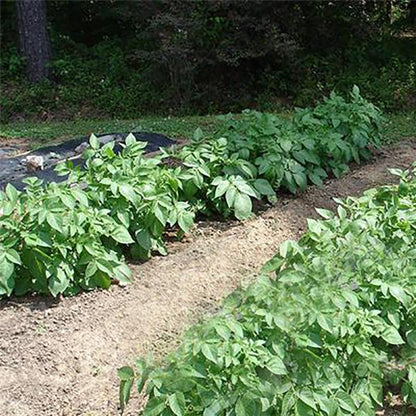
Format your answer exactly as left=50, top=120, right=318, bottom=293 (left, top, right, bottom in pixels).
left=119, top=165, right=416, bottom=415
left=59, top=134, right=196, bottom=260
left=0, top=88, right=386, bottom=297
left=214, top=86, right=383, bottom=192
left=0, top=179, right=131, bottom=296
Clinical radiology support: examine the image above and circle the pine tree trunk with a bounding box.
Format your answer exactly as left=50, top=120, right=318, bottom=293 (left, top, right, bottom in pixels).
left=16, top=0, right=52, bottom=82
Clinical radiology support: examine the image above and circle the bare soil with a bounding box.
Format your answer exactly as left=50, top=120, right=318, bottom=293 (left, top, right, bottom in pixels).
left=1, top=139, right=415, bottom=416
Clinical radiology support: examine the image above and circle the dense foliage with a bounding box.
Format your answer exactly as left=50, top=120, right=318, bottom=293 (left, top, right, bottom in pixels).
left=0, top=88, right=384, bottom=296
left=1, top=0, right=415, bottom=121
left=0, top=179, right=132, bottom=297
left=119, top=165, right=416, bottom=415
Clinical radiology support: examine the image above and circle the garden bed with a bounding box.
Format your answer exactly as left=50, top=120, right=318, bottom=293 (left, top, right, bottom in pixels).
left=0, top=138, right=415, bottom=416
left=0, top=132, right=174, bottom=190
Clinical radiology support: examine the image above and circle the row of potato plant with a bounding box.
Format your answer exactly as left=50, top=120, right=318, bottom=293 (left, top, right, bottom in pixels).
left=119, top=165, right=416, bottom=415
left=0, top=87, right=384, bottom=296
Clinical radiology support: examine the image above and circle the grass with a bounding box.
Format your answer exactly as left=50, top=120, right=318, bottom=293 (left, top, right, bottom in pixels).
left=0, top=115, right=223, bottom=149
left=0, top=111, right=414, bottom=149
left=383, top=111, right=416, bottom=143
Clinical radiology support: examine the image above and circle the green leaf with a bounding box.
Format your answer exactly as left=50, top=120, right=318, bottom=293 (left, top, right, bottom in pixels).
left=409, top=367, right=416, bottom=392
left=85, top=261, right=98, bottom=278
left=168, top=393, right=185, bottom=416
left=260, top=398, right=270, bottom=412
left=93, top=270, right=112, bottom=289
left=234, top=179, right=257, bottom=197
left=71, top=188, right=89, bottom=206
left=280, top=139, right=292, bottom=152
left=215, top=180, right=230, bottom=198
left=5, top=249, right=21, bottom=265
left=46, top=212, right=63, bottom=232
left=5, top=183, right=19, bottom=202
left=352, top=84, right=360, bottom=97
left=281, top=391, right=296, bottom=416
left=279, top=240, right=293, bottom=258
left=117, top=211, right=130, bottom=228
left=118, top=365, right=134, bottom=413
left=315, top=208, right=333, bottom=219
left=203, top=400, right=223, bottom=416
left=215, top=323, right=231, bottom=340
left=307, top=218, right=321, bottom=235
left=261, top=254, right=285, bottom=274
left=335, top=391, right=356, bottom=413
left=119, top=378, right=133, bottom=414
left=381, top=327, right=405, bottom=345
left=136, top=229, right=152, bottom=251
left=298, top=389, right=317, bottom=411
left=308, top=172, right=323, bottom=187
left=225, top=186, right=237, bottom=208
left=48, top=267, right=70, bottom=297
left=0, top=257, right=15, bottom=296
left=235, top=397, right=246, bottom=416
left=125, top=133, right=136, bottom=146
left=119, top=184, right=137, bottom=204
left=112, top=226, right=134, bottom=245
left=253, top=178, right=275, bottom=195
left=60, top=194, right=76, bottom=209
left=266, top=356, right=287, bottom=375
left=368, top=377, right=382, bottom=405
left=201, top=344, right=217, bottom=364
left=235, top=397, right=261, bottom=416
left=193, top=127, right=203, bottom=141
left=154, top=205, right=167, bottom=226
left=296, top=400, right=314, bottom=416
left=293, top=172, right=307, bottom=190
left=114, top=264, right=133, bottom=285
left=118, top=366, right=134, bottom=381
left=144, top=397, right=167, bottom=416
left=233, top=192, right=252, bottom=220
left=178, top=211, right=194, bottom=233
left=89, top=133, right=100, bottom=150
left=406, top=330, right=416, bottom=349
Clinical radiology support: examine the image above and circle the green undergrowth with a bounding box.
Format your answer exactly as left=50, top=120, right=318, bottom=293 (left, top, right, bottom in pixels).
left=383, top=111, right=416, bottom=144
left=0, top=87, right=386, bottom=297
left=119, top=165, right=416, bottom=415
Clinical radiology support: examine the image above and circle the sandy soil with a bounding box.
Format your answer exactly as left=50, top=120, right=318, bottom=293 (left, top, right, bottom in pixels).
left=0, top=139, right=415, bottom=416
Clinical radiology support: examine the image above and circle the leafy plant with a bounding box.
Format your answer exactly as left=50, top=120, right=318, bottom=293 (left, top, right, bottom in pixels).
left=0, top=179, right=131, bottom=297
left=119, top=164, right=416, bottom=415
left=59, top=133, right=196, bottom=260
left=215, top=86, right=383, bottom=192
left=0, top=88, right=386, bottom=297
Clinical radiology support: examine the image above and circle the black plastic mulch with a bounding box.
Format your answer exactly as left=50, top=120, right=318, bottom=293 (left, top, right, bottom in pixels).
left=0, top=132, right=175, bottom=190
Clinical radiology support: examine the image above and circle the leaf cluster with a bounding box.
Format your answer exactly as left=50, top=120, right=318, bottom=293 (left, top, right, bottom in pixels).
left=0, top=88, right=385, bottom=297
left=0, top=179, right=131, bottom=296
left=120, top=165, right=416, bottom=415
left=215, top=86, right=383, bottom=193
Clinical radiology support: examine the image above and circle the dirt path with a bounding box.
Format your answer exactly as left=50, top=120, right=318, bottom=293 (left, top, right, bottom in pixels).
left=1, top=139, right=415, bottom=416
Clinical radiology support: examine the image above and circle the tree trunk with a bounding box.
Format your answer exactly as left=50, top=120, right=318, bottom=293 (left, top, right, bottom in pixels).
left=16, top=0, right=52, bottom=82
left=409, top=0, right=416, bottom=25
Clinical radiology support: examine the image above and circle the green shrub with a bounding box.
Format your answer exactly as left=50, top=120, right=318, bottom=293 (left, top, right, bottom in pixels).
left=119, top=165, right=416, bottom=415
left=60, top=134, right=196, bottom=260
left=0, top=88, right=386, bottom=297
left=0, top=179, right=131, bottom=297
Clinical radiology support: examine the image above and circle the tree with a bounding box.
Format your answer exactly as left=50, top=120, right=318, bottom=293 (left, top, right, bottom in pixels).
left=409, top=0, right=416, bottom=25
left=16, top=0, right=51, bottom=82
